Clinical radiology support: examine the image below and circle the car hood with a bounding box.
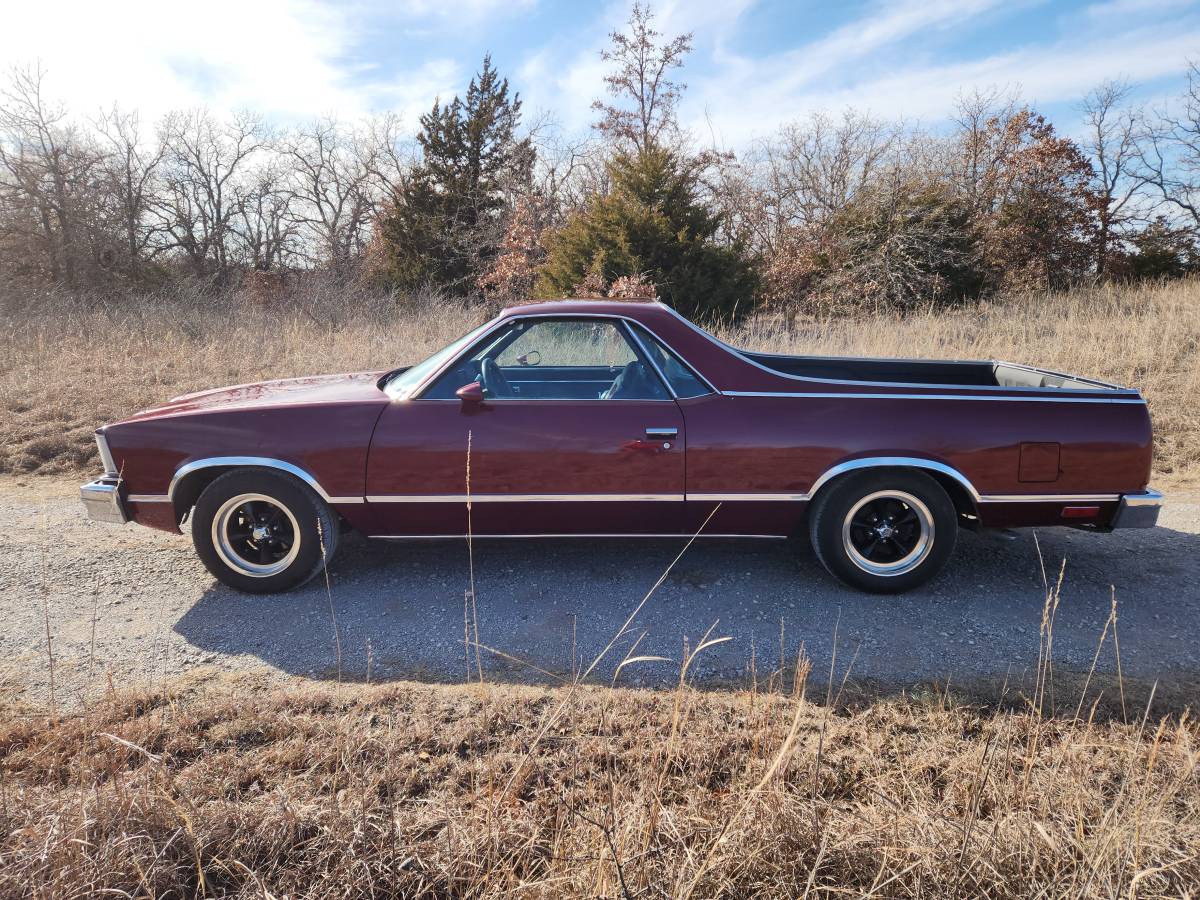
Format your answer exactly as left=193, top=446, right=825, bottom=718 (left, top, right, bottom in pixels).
left=121, top=371, right=390, bottom=422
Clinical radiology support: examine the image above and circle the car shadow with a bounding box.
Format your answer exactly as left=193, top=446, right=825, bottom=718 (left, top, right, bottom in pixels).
left=172, top=519, right=1200, bottom=706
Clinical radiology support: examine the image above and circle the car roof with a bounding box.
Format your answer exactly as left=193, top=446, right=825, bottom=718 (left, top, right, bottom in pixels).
left=500, top=298, right=668, bottom=319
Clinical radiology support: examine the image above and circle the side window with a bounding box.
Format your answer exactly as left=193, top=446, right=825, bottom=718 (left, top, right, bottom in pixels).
left=423, top=318, right=669, bottom=401
left=496, top=320, right=636, bottom=368
left=629, top=324, right=712, bottom=398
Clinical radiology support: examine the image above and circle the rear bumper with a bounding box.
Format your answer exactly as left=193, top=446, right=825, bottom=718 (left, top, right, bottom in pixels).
left=81, top=476, right=128, bottom=524
left=1111, top=488, right=1164, bottom=529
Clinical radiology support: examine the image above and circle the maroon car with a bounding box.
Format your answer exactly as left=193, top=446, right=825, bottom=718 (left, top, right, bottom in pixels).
left=81, top=299, right=1162, bottom=594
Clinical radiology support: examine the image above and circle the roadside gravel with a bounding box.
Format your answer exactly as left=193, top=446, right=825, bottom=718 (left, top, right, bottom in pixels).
left=3, top=478, right=1199, bottom=707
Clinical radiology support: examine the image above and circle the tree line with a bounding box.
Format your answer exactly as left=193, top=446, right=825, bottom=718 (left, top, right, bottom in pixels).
left=4, top=3, right=1200, bottom=319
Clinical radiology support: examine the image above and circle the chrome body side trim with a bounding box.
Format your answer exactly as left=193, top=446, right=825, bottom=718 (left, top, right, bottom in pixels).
left=127, top=493, right=171, bottom=504
left=688, top=492, right=810, bottom=502
left=807, top=457, right=983, bottom=504
left=723, top=390, right=1146, bottom=405
left=455, top=397, right=678, bottom=404
left=81, top=477, right=128, bottom=524
left=361, top=485, right=1133, bottom=507
left=978, top=493, right=1121, bottom=503
left=168, top=457, right=365, bottom=505
left=370, top=533, right=789, bottom=540
left=406, top=397, right=679, bottom=403
left=366, top=493, right=685, bottom=503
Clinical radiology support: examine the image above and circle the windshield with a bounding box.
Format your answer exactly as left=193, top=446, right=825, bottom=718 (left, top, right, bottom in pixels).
left=382, top=317, right=499, bottom=400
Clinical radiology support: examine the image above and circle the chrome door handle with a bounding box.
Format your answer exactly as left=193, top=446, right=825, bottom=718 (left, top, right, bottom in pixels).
left=645, top=427, right=678, bottom=439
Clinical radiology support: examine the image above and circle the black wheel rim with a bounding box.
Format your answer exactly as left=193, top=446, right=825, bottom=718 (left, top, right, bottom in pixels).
left=841, top=490, right=934, bottom=576
left=212, top=493, right=301, bottom=577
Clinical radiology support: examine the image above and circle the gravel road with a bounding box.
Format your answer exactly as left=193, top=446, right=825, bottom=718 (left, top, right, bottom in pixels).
left=4, top=478, right=1199, bottom=706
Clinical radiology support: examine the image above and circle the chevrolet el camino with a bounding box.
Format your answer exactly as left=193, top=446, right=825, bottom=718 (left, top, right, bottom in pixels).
left=81, top=299, right=1163, bottom=594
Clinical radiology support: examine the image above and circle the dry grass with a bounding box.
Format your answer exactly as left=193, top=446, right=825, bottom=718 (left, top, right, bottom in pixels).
left=2, top=278, right=1198, bottom=477
left=3, top=281, right=1199, bottom=894
left=0, top=676, right=1196, bottom=898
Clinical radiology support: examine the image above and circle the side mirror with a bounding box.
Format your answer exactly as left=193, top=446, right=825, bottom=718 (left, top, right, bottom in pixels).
left=455, top=381, right=484, bottom=404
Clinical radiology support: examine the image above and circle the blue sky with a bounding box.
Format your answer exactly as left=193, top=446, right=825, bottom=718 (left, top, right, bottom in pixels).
left=3, top=0, right=1197, bottom=142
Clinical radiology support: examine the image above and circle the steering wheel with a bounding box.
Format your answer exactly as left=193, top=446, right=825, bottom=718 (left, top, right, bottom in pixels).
left=480, top=358, right=514, bottom=398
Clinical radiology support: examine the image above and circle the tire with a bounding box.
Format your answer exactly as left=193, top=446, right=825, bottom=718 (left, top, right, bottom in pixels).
left=808, top=469, right=957, bottom=594
left=191, top=469, right=339, bottom=593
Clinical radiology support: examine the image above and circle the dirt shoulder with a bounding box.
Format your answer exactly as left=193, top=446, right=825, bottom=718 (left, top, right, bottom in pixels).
left=3, top=476, right=1199, bottom=710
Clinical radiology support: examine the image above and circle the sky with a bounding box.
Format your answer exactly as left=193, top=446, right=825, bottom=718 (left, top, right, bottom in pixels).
left=1, top=0, right=1197, bottom=143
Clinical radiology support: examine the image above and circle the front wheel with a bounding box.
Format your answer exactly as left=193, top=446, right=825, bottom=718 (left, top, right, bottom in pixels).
left=808, top=470, right=957, bottom=594
left=191, top=469, right=339, bottom=593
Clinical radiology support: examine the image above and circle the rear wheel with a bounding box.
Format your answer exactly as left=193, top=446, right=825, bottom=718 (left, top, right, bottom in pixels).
left=191, top=469, right=338, bottom=593
left=808, top=470, right=957, bottom=594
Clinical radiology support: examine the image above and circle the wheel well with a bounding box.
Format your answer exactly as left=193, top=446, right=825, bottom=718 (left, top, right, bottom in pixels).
left=926, top=471, right=980, bottom=525
left=171, top=466, right=236, bottom=524
left=808, top=465, right=980, bottom=525
left=171, top=465, right=317, bottom=525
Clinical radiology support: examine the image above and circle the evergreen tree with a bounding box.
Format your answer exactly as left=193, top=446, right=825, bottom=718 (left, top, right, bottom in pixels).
left=1125, top=217, right=1199, bottom=279
left=536, top=146, right=757, bottom=320
left=375, top=56, right=530, bottom=293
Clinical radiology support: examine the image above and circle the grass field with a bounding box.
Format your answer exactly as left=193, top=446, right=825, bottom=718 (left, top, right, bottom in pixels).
left=2, top=278, right=1198, bottom=477
left=3, top=280, right=1198, bottom=896
left=1, top=674, right=1196, bottom=898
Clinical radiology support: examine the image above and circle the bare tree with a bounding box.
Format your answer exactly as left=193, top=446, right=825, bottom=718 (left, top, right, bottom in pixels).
left=1080, top=79, right=1147, bottom=277
left=592, top=2, right=693, bottom=154
left=360, top=112, right=418, bottom=207
left=94, top=105, right=166, bottom=279
left=950, top=86, right=1023, bottom=211
left=0, top=64, right=107, bottom=286
left=233, top=160, right=294, bottom=271
left=1140, top=62, right=1200, bottom=228
left=155, top=109, right=265, bottom=281
left=519, top=110, right=603, bottom=223
left=770, top=111, right=897, bottom=228
left=279, top=118, right=377, bottom=271
left=732, top=110, right=900, bottom=261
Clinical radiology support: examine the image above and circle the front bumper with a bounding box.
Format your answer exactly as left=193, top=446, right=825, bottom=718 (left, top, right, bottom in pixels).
left=81, top=476, right=128, bottom=524
left=1111, top=488, right=1164, bottom=529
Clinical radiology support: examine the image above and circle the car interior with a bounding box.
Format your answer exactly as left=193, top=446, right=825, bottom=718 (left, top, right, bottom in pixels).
left=423, top=318, right=672, bottom=401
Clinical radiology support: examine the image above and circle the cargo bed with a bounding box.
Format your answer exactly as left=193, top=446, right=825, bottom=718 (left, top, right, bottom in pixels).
left=740, top=351, right=1126, bottom=391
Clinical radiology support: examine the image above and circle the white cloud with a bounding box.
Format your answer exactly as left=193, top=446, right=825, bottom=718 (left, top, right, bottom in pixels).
left=800, top=0, right=1005, bottom=69
left=684, top=6, right=1200, bottom=143
left=667, top=0, right=1200, bottom=144
left=1083, top=0, right=1195, bottom=19
left=0, top=0, right=461, bottom=125
left=391, top=0, right=537, bottom=18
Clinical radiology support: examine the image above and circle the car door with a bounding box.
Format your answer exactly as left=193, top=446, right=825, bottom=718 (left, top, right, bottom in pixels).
left=364, top=316, right=686, bottom=536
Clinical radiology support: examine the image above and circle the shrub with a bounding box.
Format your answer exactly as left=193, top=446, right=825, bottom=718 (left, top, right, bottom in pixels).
left=536, top=146, right=758, bottom=320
